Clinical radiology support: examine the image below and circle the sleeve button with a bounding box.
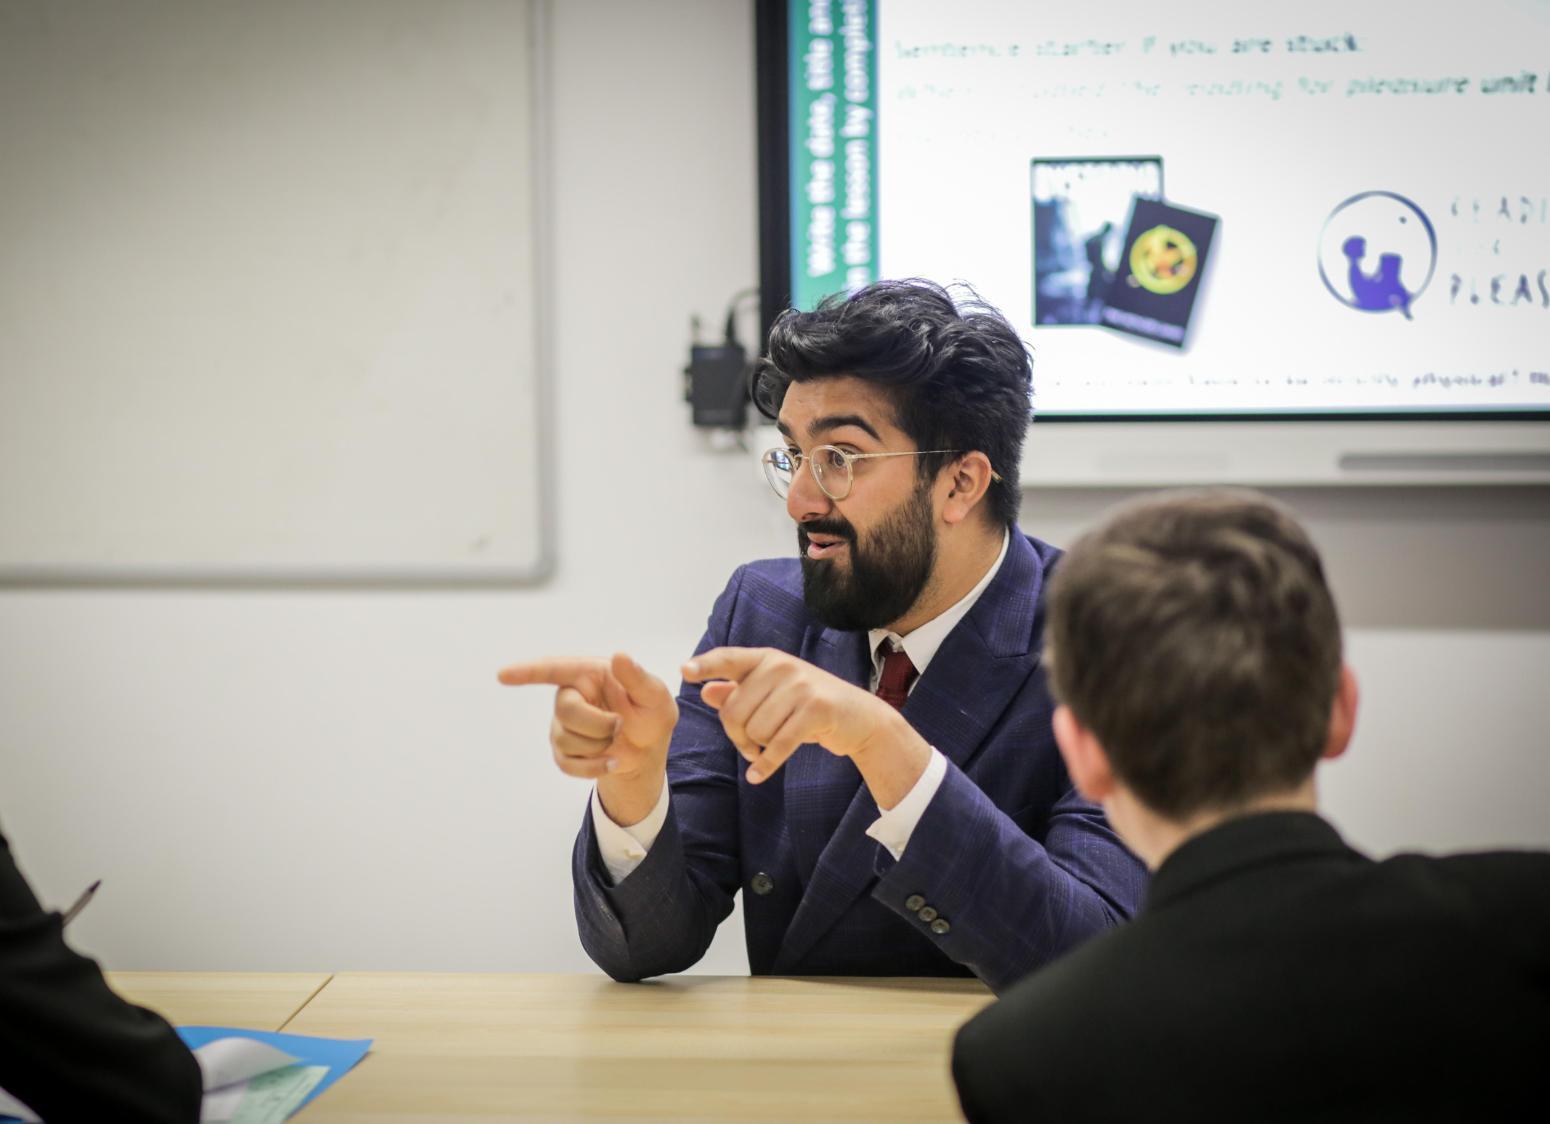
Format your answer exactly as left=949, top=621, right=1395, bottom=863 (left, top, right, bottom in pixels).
left=929, top=917, right=951, bottom=936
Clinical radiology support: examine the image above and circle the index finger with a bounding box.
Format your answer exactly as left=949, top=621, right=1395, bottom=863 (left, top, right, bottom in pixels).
left=497, top=658, right=605, bottom=688
left=610, top=652, right=674, bottom=709
left=682, top=647, right=771, bottom=684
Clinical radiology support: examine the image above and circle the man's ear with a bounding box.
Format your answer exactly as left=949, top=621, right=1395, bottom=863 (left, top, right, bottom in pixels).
left=1053, top=704, right=1117, bottom=802
left=1321, top=663, right=1359, bottom=762
left=939, top=451, right=995, bottom=526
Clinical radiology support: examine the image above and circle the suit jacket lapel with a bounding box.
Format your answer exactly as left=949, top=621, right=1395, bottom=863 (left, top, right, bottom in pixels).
left=774, top=533, right=1047, bottom=971
left=781, top=625, right=870, bottom=882
left=903, top=533, right=1044, bottom=773
left=774, top=621, right=876, bottom=972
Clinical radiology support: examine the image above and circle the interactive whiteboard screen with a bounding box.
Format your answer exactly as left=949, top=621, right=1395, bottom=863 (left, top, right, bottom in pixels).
left=778, top=0, right=1550, bottom=418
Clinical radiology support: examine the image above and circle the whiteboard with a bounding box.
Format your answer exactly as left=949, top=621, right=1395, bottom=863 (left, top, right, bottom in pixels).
left=0, top=0, right=553, bottom=585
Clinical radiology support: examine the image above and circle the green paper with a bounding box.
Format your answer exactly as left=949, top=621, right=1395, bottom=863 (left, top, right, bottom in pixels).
left=228, top=1065, right=328, bottom=1124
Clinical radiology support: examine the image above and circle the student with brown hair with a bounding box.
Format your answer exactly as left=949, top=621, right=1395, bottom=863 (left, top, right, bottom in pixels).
left=952, top=488, right=1549, bottom=1123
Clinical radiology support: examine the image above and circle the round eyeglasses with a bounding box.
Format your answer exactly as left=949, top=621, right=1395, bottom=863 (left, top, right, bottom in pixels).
left=762, top=445, right=973, bottom=502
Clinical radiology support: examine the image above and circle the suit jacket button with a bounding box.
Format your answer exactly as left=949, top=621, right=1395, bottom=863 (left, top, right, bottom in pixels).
left=905, top=894, right=926, bottom=912
left=917, top=905, right=938, bottom=922
left=929, top=917, right=951, bottom=936
left=751, top=872, right=775, bottom=896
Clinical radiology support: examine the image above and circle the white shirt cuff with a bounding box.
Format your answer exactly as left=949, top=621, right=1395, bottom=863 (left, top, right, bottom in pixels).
left=590, top=782, right=671, bottom=886
left=864, top=747, right=948, bottom=862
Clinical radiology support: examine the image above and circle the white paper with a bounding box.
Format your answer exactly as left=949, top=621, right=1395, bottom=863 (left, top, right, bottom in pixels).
left=0, top=1087, right=40, bottom=1124
left=194, top=1037, right=301, bottom=1091
left=200, top=1082, right=249, bottom=1123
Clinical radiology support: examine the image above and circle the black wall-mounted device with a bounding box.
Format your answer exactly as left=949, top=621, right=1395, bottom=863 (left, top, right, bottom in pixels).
left=684, top=341, right=750, bottom=429
left=684, top=288, right=760, bottom=429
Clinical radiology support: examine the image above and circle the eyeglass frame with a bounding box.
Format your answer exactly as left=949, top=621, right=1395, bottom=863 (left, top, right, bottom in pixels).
left=761, top=444, right=1003, bottom=502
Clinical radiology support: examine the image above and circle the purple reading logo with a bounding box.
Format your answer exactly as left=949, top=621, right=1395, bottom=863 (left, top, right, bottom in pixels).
left=1317, top=191, right=1437, bottom=320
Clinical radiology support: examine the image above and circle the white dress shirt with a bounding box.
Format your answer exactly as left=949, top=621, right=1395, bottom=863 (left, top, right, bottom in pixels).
left=592, top=530, right=1013, bottom=885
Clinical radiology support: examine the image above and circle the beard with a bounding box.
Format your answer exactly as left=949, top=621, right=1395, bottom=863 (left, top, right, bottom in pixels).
left=798, top=480, right=937, bottom=632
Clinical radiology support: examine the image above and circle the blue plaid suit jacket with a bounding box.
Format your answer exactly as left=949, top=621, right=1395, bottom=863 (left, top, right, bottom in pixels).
left=572, top=530, right=1147, bottom=993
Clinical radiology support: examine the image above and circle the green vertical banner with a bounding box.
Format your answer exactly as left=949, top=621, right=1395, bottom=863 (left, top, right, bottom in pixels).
left=790, top=0, right=878, bottom=310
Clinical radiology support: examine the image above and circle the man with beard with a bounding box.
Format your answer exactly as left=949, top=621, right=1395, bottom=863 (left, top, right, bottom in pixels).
left=500, top=280, right=1145, bottom=991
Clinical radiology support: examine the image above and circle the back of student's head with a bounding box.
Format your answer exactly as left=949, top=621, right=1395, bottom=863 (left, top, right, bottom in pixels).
left=1045, top=489, right=1343, bottom=820
left=753, top=278, right=1033, bottom=527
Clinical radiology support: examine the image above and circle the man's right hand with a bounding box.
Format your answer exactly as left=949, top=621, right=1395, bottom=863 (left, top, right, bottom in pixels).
left=497, top=653, right=678, bottom=827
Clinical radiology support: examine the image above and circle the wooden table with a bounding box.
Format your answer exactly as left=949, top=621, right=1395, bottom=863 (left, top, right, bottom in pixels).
left=107, top=970, right=333, bottom=1032
left=114, top=972, right=994, bottom=1121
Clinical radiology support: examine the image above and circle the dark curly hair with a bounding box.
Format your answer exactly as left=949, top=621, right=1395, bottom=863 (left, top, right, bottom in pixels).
left=753, top=279, right=1033, bottom=527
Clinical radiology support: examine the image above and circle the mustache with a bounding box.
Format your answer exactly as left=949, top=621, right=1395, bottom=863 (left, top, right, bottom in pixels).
left=797, top=518, right=856, bottom=549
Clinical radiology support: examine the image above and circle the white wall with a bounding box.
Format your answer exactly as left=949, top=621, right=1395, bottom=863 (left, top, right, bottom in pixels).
left=0, top=0, right=1546, bottom=974
left=1022, top=486, right=1550, bottom=857
left=0, top=0, right=779, bottom=973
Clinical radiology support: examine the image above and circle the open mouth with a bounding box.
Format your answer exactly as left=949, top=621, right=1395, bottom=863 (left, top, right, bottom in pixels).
left=804, top=534, right=848, bottom=560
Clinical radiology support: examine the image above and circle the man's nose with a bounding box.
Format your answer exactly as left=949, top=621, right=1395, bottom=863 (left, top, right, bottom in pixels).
left=786, top=457, right=833, bottom=523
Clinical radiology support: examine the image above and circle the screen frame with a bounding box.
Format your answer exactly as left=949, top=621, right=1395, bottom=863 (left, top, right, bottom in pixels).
left=752, top=0, right=1550, bottom=428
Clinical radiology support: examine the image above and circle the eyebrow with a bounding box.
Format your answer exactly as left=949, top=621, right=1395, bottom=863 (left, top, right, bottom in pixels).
left=776, top=413, right=884, bottom=443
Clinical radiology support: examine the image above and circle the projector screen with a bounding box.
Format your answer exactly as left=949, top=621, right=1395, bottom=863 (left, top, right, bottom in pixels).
left=759, top=0, right=1550, bottom=425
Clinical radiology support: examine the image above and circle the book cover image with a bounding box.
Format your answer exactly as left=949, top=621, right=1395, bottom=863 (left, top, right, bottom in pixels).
left=1031, top=157, right=1163, bottom=326
left=1099, top=197, right=1219, bottom=348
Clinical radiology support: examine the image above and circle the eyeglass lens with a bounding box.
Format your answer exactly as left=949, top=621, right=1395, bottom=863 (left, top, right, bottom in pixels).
left=763, top=448, right=795, bottom=498
left=763, top=446, right=854, bottom=501
left=810, top=446, right=851, bottom=499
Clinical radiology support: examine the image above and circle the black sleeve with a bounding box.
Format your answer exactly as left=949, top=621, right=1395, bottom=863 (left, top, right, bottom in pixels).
left=0, top=829, right=202, bottom=1123
left=952, top=1008, right=1018, bottom=1124
left=950, top=989, right=1057, bottom=1124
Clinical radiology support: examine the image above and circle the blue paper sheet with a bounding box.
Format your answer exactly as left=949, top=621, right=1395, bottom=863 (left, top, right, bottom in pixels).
left=178, top=1027, right=372, bottom=1111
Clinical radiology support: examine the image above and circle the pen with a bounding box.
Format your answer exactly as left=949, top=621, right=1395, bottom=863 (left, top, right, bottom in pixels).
left=60, top=879, right=101, bottom=927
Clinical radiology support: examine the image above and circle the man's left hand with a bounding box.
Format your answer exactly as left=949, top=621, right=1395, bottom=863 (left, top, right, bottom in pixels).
left=683, top=647, right=925, bottom=790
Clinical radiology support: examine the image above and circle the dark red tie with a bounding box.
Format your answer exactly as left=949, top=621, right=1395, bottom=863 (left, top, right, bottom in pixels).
left=876, top=645, right=918, bottom=711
